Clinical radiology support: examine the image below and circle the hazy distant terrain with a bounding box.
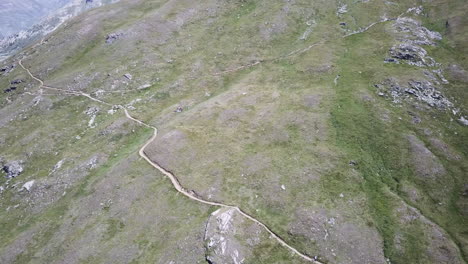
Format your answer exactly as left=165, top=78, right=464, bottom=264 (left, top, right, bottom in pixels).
left=0, top=0, right=72, bottom=37
left=0, top=0, right=119, bottom=61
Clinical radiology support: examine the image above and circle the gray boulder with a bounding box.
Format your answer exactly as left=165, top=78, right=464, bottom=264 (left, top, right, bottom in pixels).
left=0, top=64, right=14, bottom=75
left=106, top=32, right=124, bottom=44
left=394, top=17, right=442, bottom=46
left=375, top=79, right=453, bottom=109
left=458, top=116, right=468, bottom=126
left=10, top=79, right=23, bottom=85
left=389, top=43, right=435, bottom=67
left=204, top=208, right=251, bottom=264
left=406, top=80, right=453, bottom=108
left=123, top=73, right=132, bottom=80
left=2, top=160, right=24, bottom=178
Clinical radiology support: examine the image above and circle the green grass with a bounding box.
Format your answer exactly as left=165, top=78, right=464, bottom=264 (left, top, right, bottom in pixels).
left=1, top=0, right=467, bottom=263
left=330, top=18, right=468, bottom=262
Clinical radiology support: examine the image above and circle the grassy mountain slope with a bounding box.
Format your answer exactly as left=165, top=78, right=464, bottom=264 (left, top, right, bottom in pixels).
left=0, top=0, right=466, bottom=263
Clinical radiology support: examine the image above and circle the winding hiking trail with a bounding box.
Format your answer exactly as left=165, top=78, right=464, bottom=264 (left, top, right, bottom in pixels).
left=19, top=59, right=322, bottom=264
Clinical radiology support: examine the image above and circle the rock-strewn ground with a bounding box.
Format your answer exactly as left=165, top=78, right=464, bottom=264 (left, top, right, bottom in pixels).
left=0, top=0, right=467, bottom=263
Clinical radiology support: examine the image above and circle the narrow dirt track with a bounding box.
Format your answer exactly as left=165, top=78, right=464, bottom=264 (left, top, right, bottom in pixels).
left=19, top=59, right=322, bottom=264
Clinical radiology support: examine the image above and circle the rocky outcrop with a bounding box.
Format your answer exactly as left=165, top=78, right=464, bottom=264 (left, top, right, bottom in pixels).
left=3, top=87, right=17, bottom=93
left=406, top=80, right=453, bottom=108
left=385, top=16, right=442, bottom=67
left=393, top=17, right=442, bottom=46
left=105, top=32, right=124, bottom=44
left=10, top=79, right=23, bottom=85
left=378, top=10, right=467, bottom=122
left=375, top=79, right=453, bottom=109
left=1, top=160, right=24, bottom=178
left=458, top=116, right=468, bottom=126
left=0, top=64, right=15, bottom=75
left=3, top=79, right=23, bottom=93
left=123, top=73, right=132, bottom=80
left=204, top=208, right=249, bottom=264
left=388, top=43, right=436, bottom=67
left=21, top=180, right=35, bottom=192
left=336, top=4, right=348, bottom=15
left=85, top=107, right=100, bottom=128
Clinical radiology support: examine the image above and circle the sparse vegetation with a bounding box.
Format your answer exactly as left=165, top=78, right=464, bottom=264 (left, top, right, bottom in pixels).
left=0, top=0, right=466, bottom=263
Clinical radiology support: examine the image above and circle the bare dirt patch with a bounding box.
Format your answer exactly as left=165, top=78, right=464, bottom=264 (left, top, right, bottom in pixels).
left=288, top=207, right=386, bottom=264
left=394, top=200, right=463, bottom=264
left=406, top=134, right=446, bottom=180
